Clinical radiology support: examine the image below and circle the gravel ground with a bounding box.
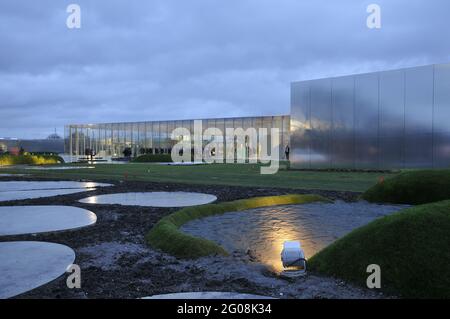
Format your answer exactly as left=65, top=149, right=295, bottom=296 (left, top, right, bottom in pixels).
left=0, top=176, right=390, bottom=299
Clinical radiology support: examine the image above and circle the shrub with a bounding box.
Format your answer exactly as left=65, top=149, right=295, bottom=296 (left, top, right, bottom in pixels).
left=309, top=200, right=450, bottom=298
left=0, top=154, right=64, bottom=166
left=146, top=194, right=329, bottom=259
left=362, top=169, right=450, bottom=205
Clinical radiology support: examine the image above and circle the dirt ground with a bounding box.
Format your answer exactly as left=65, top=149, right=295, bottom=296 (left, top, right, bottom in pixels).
left=0, top=176, right=388, bottom=299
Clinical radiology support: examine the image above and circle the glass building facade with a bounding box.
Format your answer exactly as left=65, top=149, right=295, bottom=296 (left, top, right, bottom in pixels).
left=291, top=62, right=450, bottom=169
left=65, top=115, right=290, bottom=160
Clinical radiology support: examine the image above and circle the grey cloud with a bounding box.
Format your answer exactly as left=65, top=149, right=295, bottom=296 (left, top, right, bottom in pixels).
left=0, top=0, right=449, bottom=138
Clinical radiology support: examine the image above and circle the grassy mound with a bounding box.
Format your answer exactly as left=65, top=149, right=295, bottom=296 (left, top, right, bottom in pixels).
left=309, top=200, right=450, bottom=298
left=0, top=154, right=64, bottom=166
left=146, top=194, right=328, bottom=259
left=132, top=154, right=172, bottom=163
left=362, top=169, right=450, bottom=204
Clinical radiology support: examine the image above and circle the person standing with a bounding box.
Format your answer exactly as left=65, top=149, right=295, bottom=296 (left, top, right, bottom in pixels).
left=285, top=145, right=290, bottom=161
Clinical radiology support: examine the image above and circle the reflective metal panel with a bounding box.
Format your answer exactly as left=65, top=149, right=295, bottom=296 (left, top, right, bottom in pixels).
left=379, top=70, right=405, bottom=167
left=434, top=132, right=450, bottom=168
left=379, top=70, right=405, bottom=137
left=434, top=64, right=450, bottom=133
left=354, top=73, right=379, bottom=168
left=405, top=65, right=433, bottom=135
left=405, top=134, right=433, bottom=168
left=331, top=76, right=354, bottom=168
left=355, top=73, right=379, bottom=137
left=290, top=82, right=310, bottom=168
left=309, top=79, right=332, bottom=167
left=291, top=62, right=450, bottom=169
left=379, top=137, right=404, bottom=169
left=404, top=66, right=434, bottom=167
left=310, top=79, right=332, bottom=135
left=310, top=137, right=330, bottom=168
left=355, top=136, right=379, bottom=169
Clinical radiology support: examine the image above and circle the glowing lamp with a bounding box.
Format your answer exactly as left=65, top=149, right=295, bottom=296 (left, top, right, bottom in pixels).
left=280, top=241, right=307, bottom=277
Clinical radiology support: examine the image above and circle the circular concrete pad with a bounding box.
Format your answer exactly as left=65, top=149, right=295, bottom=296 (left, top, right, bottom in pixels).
left=0, top=206, right=97, bottom=236
left=144, top=292, right=274, bottom=299
left=0, top=241, right=75, bottom=299
left=79, top=192, right=217, bottom=207
left=0, top=174, right=29, bottom=177
left=0, top=181, right=112, bottom=202
left=0, top=181, right=112, bottom=192
left=0, top=188, right=96, bottom=202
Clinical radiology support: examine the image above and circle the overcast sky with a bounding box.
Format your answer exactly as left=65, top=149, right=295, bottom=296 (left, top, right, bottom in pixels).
left=0, top=0, right=449, bottom=139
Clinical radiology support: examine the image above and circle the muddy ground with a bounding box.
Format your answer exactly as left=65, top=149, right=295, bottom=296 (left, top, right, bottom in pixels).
left=0, top=177, right=388, bottom=299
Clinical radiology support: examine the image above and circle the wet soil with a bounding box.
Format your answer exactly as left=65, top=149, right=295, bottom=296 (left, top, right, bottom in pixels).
left=0, top=176, right=387, bottom=299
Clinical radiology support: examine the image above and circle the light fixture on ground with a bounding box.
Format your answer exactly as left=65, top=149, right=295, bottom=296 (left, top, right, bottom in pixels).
left=280, top=241, right=307, bottom=277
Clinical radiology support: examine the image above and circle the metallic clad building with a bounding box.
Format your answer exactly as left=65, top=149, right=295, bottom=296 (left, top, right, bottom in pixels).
left=291, top=63, right=450, bottom=169
left=65, top=115, right=290, bottom=159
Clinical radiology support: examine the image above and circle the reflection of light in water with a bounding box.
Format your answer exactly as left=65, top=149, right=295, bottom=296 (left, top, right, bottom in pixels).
left=83, top=194, right=99, bottom=203
left=83, top=182, right=97, bottom=189
left=88, top=211, right=97, bottom=223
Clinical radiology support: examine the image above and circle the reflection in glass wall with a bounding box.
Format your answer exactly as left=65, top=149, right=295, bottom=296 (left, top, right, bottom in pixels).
left=291, top=62, right=450, bottom=169
left=65, top=115, right=290, bottom=161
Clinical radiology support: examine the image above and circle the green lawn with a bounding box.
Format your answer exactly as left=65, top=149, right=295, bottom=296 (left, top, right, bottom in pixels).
left=362, top=169, right=450, bottom=204
left=309, top=200, right=450, bottom=298
left=0, top=163, right=391, bottom=192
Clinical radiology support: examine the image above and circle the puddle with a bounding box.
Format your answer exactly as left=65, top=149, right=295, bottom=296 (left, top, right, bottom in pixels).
left=182, top=201, right=408, bottom=273
left=79, top=192, right=217, bottom=207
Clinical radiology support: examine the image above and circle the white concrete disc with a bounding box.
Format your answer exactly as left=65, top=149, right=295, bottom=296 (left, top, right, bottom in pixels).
left=0, top=206, right=97, bottom=236
left=143, top=292, right=275, bottom=299
left=79, top=192, right=217, bottom=207
left=0, top=174, right=29, bottom=177
left=0, top=188, right=96, bottom=202
left=0, top=181, right=112, bottom=192
left=0, top=241, right=75, bottom=299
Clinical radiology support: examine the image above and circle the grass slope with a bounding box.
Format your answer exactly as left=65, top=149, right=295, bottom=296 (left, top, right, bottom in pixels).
left=146, top=194, right=328, bottom=259
left=0, top=163, right=390, bottom=192
left=362, top=169, right=450, bottom=204
left=309, top=200, right=450, bottom=298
